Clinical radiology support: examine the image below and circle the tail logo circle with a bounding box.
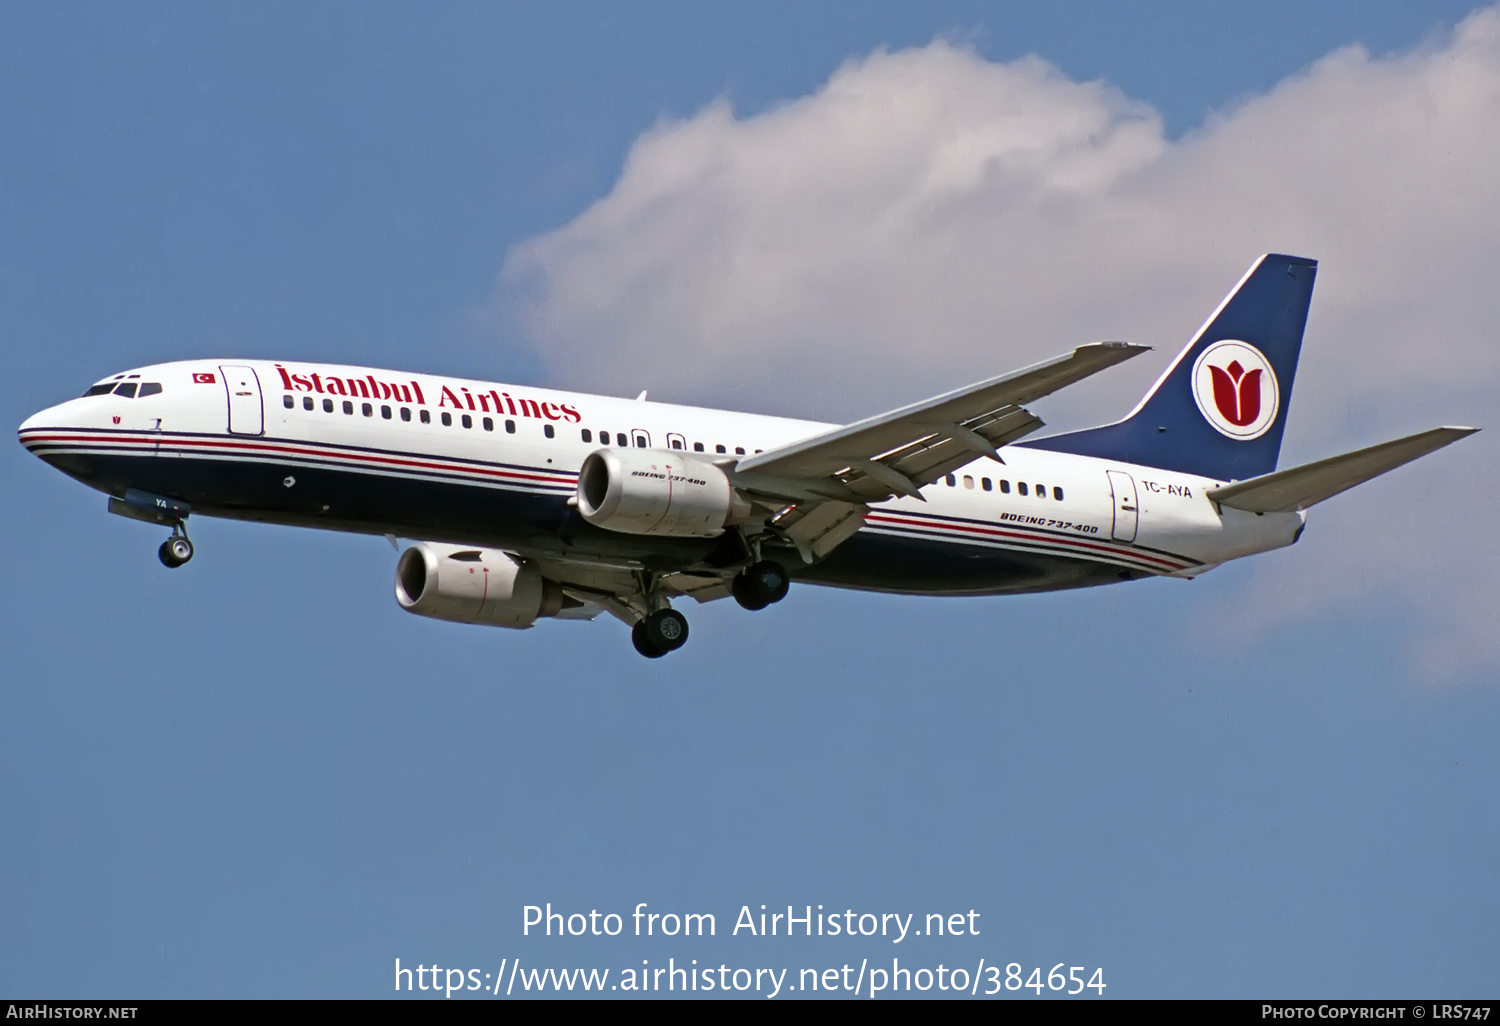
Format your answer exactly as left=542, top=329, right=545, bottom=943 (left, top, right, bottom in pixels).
left=1191, top=340, right=1279, bottom=440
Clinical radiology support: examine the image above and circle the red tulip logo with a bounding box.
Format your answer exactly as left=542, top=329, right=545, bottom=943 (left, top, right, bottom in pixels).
left=1191, top=340, right=1279, bottom=440
left=1208, top=359, right=1262, bottom=427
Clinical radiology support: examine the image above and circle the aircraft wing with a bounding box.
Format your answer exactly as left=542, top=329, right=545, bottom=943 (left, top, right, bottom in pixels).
left=1207, top=426, right=1478, bottom=513
left=730, top=342, right=1150, bottom=559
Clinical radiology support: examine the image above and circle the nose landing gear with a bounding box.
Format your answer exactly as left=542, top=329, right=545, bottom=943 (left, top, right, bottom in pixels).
left=158, top=526, right=194, bottom=569
left=732, top=560, right=790, bottom=611
left=105, top=489, right=196, bottom=569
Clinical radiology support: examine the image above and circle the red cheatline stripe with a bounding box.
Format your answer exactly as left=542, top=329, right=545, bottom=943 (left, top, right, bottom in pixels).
left=867, top=510, right=1187, bottom=570
left=867, top=517, right=1185, bottom=573
left=867, top=512, right=1189, bottom=571
left=865, top=511, right=1190, bottom=572
left=27, top=433, right=572, bottom=486
left=21, top=432, right=576, bottom=487
left=24, top=430, right=1192, bottom=569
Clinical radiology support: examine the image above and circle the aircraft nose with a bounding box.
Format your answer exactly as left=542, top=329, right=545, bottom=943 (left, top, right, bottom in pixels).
left=20, top=407, right=52, bottom=432
left=18, top=404, right=66, bottom=458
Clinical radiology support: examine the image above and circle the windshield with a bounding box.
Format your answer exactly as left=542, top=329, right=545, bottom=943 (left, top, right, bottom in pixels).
left=81, top=378, right=164, bottom=398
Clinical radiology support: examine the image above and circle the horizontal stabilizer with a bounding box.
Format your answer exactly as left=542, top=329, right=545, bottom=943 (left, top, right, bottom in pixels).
left=1207, top=426, right=1478, bottom=513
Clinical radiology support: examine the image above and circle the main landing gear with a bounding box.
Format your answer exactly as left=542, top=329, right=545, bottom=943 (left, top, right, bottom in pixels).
left=632, top=608, right=689, bottom=659
left=626, top=556, right=790, bottom=659
left=731, top=559, right=790, bottom=611
left=158, top=525, right=194, bottom=569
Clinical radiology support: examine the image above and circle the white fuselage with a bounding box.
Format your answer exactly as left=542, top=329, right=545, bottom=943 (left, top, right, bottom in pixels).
left=19, top=359, right=1305, bottom=595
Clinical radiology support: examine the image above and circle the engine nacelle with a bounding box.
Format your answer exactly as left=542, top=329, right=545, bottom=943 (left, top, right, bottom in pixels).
left=576, top=448, right=751, bottom=537
left=395, top=543, right=563, bottom=629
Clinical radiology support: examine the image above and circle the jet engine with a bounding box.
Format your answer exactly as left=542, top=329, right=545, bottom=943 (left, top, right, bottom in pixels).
left=395, top=543, right=563, bottom=629
left=575, top=449, right=751, bottom=537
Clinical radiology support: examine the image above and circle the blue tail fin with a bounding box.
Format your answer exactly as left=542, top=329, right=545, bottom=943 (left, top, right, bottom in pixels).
left=1021, top=254, right=1317, bottom=480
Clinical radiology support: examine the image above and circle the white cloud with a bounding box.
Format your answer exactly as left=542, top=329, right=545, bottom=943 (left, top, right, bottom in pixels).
left=498, top=9, right=1500, bottom=676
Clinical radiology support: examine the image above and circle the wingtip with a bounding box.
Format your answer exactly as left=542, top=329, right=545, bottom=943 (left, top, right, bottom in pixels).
left=1083, top=340, right=1152, bottom=355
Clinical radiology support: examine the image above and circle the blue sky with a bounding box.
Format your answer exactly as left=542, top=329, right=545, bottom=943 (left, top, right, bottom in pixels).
left=2, top=2, right=1496, bottom=999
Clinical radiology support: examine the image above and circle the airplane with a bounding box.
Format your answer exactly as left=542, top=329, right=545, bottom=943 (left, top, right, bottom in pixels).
left=17, top=253, right=1476, bottom=658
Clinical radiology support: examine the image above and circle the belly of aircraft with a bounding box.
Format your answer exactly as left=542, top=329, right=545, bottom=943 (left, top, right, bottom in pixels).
left=49, top=449, right=1126, bottom=596
left=799, top=531, right=1128, bottom=596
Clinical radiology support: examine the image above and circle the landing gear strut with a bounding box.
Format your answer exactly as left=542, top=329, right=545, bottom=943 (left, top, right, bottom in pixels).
left=158, top=525, right=194, bottom=569
left=732, top=560, right=790, bottom=611
left=632, top=608, right=690, bottom=659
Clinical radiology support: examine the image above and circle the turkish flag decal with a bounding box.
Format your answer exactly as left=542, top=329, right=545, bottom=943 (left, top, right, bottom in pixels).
left=193, top=372, right=216, bottom=384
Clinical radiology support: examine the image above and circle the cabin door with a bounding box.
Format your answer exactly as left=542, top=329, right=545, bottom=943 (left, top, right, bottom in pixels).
left=221, top=365, right=264, bottom=435
left=1106, top=470, right=1139, bottom=543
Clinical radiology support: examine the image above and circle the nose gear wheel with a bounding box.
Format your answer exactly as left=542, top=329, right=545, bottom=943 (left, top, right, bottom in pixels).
left=159, top=534, right=194, bottom=568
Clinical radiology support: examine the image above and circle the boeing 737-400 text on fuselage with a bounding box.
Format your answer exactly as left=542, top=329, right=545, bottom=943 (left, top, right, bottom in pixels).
left=18, top=255, right=1476, bottom=657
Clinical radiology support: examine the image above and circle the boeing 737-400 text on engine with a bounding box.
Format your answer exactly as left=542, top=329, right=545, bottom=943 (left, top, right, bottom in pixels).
left=18, top=255, right=1476, bottom=657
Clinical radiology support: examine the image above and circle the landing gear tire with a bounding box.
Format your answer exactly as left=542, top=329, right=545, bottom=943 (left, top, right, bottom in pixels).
left=732, top=560, right=789, bottom=610
left=645, top=608, right=689, bottom=652
left=632, top=621, right=667, bottom=659
left=732, top=573, right=769, bottom=611
left=158, top=535, right=194, bottom=569
left=633, top=609, right=689, bottom=658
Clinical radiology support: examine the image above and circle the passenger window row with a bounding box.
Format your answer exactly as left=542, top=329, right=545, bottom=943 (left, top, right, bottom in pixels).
left=944, top=473, right=1063, bottom=502
left=691, top=441, right=752, bottom=456
left=284, top=393, right=766, bottom=454
left=579, top=427, right=757, bottom=455
left=286, top=392, right=523, bottom=433
left=581, top=428, right=639, bottom=448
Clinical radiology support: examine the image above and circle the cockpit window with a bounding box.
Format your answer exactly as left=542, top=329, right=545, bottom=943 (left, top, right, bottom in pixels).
left=83, top=380, right=162, bottom=398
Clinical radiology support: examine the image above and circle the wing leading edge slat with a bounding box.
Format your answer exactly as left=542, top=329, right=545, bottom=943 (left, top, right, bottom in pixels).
left=735, top=342, right=1148, bottom=502
left=728, top=342, right=1150, bottom=559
